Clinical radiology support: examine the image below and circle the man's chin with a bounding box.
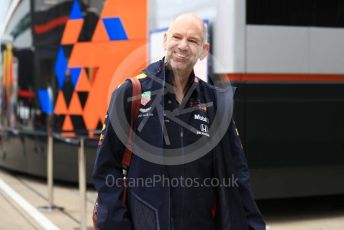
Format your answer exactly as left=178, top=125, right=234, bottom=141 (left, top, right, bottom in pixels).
left=171, top=61, right=190, bottom=71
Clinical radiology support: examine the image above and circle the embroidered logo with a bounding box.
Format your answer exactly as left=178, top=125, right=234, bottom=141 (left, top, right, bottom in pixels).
left=194, top=114, right=209, bottom=123
left=98, top=114, right=108, bottom=145
left=139, top=107, right=151, bottom=113
left=200, top=124, right=208, bottom=133
left=189, top=99, right=207, bottom=112
left=141, top=91, right=151, bottom=106
left=138, top=106, right=153, bottom=118
left=197, top=124, right=209, bottom=137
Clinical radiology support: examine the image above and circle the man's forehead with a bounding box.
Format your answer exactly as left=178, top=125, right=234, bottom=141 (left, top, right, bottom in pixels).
left=169, top=18, right=204, bottom=38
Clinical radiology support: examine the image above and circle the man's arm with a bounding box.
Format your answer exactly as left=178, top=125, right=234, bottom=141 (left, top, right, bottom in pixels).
left=229, top=120, right=266, bottom=230
left=92, top=81, right=134, bottom=230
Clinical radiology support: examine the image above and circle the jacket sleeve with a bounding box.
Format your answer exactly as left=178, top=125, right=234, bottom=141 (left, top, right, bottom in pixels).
left=92, top=81, right=134, bottom=230
left=229, top=120, right=266, bottom=230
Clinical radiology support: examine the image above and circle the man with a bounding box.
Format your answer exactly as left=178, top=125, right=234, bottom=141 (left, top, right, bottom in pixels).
left=93, top=13, right=265, bottom=230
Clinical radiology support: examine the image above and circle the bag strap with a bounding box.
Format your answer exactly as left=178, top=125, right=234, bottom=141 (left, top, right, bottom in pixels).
left=93, top=77, right=142, bottom=229
left=121, top=77, right=142, bottom=203
left=121, top=77, right=142, bottom=168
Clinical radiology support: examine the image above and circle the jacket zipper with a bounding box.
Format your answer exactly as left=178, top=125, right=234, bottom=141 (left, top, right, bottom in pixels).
left=180, top=123, right=185, bottom=228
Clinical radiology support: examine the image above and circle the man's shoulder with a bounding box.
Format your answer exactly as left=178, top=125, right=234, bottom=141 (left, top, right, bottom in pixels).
left=196, top=77, right=236, bottom=105
left=112, top=79, right=132, bottom=95
left=196, top=77, right=218, bottom=95
left=112, top=72, right=148, bottom=94
left=196, top=77, right=211, bottom=88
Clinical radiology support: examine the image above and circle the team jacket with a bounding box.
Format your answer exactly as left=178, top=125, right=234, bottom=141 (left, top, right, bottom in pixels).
left=92, top=59, right=266, bottom=230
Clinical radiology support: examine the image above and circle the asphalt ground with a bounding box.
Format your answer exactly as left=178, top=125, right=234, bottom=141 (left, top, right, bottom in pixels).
left=0, top=168, right=343, bottom=230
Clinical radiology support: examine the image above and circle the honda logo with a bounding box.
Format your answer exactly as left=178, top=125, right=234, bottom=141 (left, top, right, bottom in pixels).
left=200, top=124, right=208, bottom=133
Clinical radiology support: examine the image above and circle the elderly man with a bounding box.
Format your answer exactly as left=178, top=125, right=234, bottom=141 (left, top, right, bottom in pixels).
left=93, top=13, right=265, bottom=230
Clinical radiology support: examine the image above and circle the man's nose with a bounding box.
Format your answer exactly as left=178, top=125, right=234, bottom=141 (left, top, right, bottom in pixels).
left=177, top=39, right=189, bottom=50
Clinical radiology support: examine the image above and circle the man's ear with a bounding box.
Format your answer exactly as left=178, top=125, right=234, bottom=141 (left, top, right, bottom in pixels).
left=199, top=42, right=209, bottom=60
left=163, top=33, right=168, bottom=50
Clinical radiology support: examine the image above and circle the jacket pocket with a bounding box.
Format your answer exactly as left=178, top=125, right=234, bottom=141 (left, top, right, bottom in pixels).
left=129, top=191, right=160, bottom=230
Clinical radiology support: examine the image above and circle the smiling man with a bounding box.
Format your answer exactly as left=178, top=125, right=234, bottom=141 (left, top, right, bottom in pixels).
left=163, top=14, right=209, bottom=97
left=93, top=13, right=265, bottom=230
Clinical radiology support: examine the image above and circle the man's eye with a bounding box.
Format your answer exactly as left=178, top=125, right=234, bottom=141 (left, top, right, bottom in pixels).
left=189, top=39, right=198, bottom=44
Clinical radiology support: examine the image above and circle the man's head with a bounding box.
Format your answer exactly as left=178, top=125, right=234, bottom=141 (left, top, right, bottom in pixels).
left=163, top=13, right=209, bottom=76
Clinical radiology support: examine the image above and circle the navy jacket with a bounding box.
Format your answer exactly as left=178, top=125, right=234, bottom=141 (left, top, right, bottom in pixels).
left=92, top=59, right=266, bottom=230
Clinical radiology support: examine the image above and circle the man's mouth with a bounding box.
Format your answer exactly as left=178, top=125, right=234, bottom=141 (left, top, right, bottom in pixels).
left=174, top=52, right=188, bottom=61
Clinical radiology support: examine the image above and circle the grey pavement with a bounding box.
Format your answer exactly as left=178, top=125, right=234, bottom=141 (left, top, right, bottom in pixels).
left=0, top=168, right=344, bottom=230
left=0, top=168, right=96, bottom=230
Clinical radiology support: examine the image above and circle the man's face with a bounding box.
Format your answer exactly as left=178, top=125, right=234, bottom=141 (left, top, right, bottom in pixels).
left=163, top=16, right=209, bottom=74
